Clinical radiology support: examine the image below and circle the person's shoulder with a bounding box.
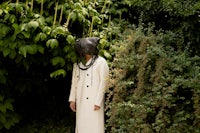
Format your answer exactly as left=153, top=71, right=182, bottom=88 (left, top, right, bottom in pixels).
left=98, top=55, right=106, bottom=60
left=97, top=55, right=108, bottom=64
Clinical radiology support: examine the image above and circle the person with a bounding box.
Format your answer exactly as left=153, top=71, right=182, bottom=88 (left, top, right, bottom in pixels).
left=68, top=37, right=109, bottom=133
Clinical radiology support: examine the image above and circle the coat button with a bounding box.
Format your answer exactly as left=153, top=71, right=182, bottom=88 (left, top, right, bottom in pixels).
left=87, top=85, right=89, bottom=87
left=86, top=97, right=89, bottom=99
left=87, top=74, right=89, bottom=76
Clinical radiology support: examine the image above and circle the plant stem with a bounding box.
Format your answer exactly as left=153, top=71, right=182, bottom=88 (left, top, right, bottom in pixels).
left=64, top=12, right=72, bottom=29
left=59, top=5, right=63, bottom=24
left=16, top=0, right=19, bottom=4
left=89, top=16, right=94, bottom=37
left=101, top=0, right=107, bottom=13
left=53, top=1, right=58, bottom=28
left=31, top=0, right=33, bottom=11
left=40, top=0, right=43, bottom=16
left=26, top=0, right=28, bottom=7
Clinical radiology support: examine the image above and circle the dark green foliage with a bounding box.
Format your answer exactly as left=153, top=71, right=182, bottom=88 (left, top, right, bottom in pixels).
left=106, top=27, right=200, bottom=132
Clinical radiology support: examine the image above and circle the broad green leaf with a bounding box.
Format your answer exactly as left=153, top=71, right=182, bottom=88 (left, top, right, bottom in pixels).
left=19, top=45, right=37, bottom=57
left=8, top=50, right=16, bottom=59
left=9, top=14, right=16, bottom=23
left=74, top=3, right=82, bottom=10
left=82, top=8, right=89, bottom=16
left=50, top=69, right=66, bottom=78
left=37, top=17, right=46, bottom=25
left=66, top=35, right=75, bottom=44
left=70, top=12, right=77, bottom=22
left=0, top=24, right=10, bottom=38
left=63, top=45, right=71, bottom=53
left=103, top=50, right=112, bottom=59
left=51, top=56, right=65, bottom=67
left=21, top=31, right=30, bottom=38
left=42, top=26, right=52, bottom=35
left=37, top=45, right=44, bottom=54
left=51, top=27, right=66, bottom=38
left=3, top=48, right=10, bottom=57
left=93, top=16, right=101, bottom=25
left=99, top=38, right=108, bottom=49
left=28, top=21, right=39, bottom=29
left=46, top=39, right=59, bottom=49
left=21, top=23, right=28, bottom=31
left=11, top=23, right=20, bottom=41
left=77, top=13, right=84, bottom=22
left=35, top=32, right=47, bottom=42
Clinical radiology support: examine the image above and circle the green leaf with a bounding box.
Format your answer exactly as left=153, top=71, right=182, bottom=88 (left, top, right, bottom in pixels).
left=0, top=24, right=10, bottom=39
left=50, top=69, right=66, bottom=78
left=19, top=45, right=38, bottom=57
left=37, top=45, right=44, bottom=54
left=74, top=3, right=83, bottom=10
left=51, top=27, right=66, bottom=38
left=21, top=31, right=30, bottom=38
left=3, top=48, right=11, bottom=57
left=77, top=13, right=84, bottom=22
left=63, top=45, right=72, bottom=53
left=93, top=16, right=101, bottom=25
left=66, top=35, right=75, bottom=44
left=8, top=50, right=16, bottom=59
left=51, top=56, right=65, bottom=67
left=28, top=21, right=39, bottom=29
left=34, top=32, right=47, bottom=42
left=46, top=39, right=59, bottom=49
left=70, top=12, right=77, bottom=22
left=103, top=50, right=112, bottom=59
left=42, top=26, right=52, bottom=35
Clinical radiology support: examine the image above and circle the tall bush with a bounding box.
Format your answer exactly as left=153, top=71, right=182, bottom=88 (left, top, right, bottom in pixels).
left=106, top=27, right=200, bottom=132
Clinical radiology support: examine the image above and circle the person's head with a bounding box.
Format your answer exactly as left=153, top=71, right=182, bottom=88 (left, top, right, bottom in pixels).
left=75, top=37, right=100, bottom=58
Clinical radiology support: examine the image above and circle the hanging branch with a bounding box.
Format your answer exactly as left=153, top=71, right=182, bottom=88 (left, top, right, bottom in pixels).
left=59, top=5, right=64, bottom=24
left=40, top=0, right=43, bottom=16
left=53, top=1, right=58, bottom=28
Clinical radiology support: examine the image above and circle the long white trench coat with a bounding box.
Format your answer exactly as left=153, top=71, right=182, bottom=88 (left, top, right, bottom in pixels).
left=69, top=56, right=109, bottom=133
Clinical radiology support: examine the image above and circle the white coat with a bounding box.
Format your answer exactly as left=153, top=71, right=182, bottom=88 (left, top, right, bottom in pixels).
left=69, top=56, right=109, bottom=133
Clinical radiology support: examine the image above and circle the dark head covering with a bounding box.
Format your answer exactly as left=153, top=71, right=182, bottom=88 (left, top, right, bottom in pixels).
left=75, top=37, right=100, bottom=57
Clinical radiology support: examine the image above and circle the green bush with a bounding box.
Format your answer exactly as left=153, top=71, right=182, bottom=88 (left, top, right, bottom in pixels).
left=105, top=26, right=200, bottom=133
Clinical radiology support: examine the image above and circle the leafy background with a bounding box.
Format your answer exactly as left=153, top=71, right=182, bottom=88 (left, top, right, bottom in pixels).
left=0, top=0, right=200, bottom=133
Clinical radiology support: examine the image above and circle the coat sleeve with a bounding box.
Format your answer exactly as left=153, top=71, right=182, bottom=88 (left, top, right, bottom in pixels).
left=94, top=58, right=109, bottom=106
left=68, top=64, right=77, bottom=102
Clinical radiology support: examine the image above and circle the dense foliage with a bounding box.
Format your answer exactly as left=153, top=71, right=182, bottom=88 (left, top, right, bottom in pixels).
left=106, top=27, right=200, bottom=132
left=0, top=0, right=199, bottom=132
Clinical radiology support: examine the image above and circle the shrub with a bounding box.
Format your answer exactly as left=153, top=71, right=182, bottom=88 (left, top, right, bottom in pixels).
left=105, top=26, right=200, bottom=133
